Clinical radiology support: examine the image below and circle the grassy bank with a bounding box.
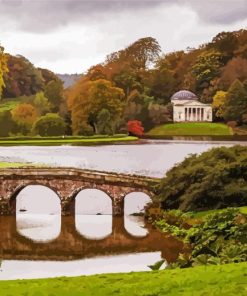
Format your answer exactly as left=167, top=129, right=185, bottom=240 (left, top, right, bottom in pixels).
left=0, top=99, right=20, bottom=112
left=147, top=123, right=232, bottom=136
left=0, top=162, right=33, bottom=168
left=0, top=135, right=138, bottom=146
left=0, top=262, right=246, bottom=295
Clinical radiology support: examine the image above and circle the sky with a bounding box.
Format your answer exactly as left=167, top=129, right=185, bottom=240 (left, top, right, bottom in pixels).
left=0, top=0, right=247, bottom=74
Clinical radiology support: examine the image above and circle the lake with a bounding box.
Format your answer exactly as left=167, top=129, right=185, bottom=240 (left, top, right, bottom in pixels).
left=0, top=140, right=245, bottom=280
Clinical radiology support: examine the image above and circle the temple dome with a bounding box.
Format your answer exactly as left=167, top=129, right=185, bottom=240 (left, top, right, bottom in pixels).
left=171, top=90, right=198, bottom=101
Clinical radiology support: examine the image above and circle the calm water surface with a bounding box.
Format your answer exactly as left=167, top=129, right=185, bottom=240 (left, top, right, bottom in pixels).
left=0, top=139, right=243, bottom=177
left=0, top=140, right=246, bottom=279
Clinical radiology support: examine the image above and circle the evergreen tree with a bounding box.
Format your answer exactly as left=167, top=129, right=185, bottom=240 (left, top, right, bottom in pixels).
left=223, top=79, right=247, bottom=123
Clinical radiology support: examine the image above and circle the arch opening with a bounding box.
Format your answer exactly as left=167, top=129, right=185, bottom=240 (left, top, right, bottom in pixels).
left=15, top=185, right=61, bottom=243
left=124, top=192, right=152, bottom=237
left=75, top=189, right=112, bottom=240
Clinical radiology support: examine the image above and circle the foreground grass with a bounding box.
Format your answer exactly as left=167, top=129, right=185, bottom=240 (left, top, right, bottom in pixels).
left=0, top=263, right=246, bottom=295
left=147, top=123, right=232, bottom=136
left=0, top=136, right=138, bottom=146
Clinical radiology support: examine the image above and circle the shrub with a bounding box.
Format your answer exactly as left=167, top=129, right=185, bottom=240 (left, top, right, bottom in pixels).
left=127, top=120, right=144, bottom=137
left=32, top=113, right=66, bottom=136
left=157, top=146, right=247, bottom=212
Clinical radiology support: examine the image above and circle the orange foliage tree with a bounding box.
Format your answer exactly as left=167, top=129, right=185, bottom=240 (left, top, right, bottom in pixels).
left=11, top=103, right=37, bottom=134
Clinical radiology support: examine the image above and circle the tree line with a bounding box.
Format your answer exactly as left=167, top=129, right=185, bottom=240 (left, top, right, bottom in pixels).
left=0, top=29, right=247, bottom=136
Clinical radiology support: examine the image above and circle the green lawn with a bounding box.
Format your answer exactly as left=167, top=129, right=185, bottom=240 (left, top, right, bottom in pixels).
left=0, top=262, right=246, bottom=295
left=147, top=123, right=232, bottom=136
left=0, top=162, right=34, bottom=168
left=0, top=136, right=138, bottom=146
left=0, top=100, right=20, bottom=112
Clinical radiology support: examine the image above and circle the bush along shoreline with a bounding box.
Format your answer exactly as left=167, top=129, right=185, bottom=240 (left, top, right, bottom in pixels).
left=146, top=207, right=247, bottom=269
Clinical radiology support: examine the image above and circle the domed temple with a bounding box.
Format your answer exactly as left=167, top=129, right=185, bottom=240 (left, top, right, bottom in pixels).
left=171, top=90, right=212, bottom=122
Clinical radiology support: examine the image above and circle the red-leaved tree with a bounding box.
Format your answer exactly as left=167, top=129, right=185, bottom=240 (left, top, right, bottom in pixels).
left=127, top=120, right=144, bottom=137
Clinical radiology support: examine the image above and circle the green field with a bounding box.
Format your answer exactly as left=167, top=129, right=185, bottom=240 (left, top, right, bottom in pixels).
left=0, top=262, right=246, bottom=296
left=0, top=135, right=138, bottom=146
left=147, top=123, right=232, bottom=136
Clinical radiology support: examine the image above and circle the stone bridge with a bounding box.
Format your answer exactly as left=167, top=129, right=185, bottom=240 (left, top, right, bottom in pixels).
left=0, top=167, right=160, bottom=216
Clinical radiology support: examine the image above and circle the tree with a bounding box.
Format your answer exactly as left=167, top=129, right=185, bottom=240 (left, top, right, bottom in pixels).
left=192, top=50, right=223, bottom=90
left=107, top=37, right=161, bottom=71
left=87, top=79, right=125, bottom=133
left=148, top=103, right=172, bottom=125
left=44, top=79, right=64, bottom=112
left=217, top=57, right=247, bottom=90
left=11, top=103, right=37, bottom=134
left=33, top=91, right=51, bottom=115
left=68, top=79, right=125, bottom=135
left=3, top=55, right=44, bottom=98
left=210, top=31, right=239, bottom=62
left=97, top=109, right=113, bottom=134
left=127, top=120, right=144, bottom=137
left=0, top=110, right=17, bottom=136
left=212, top=91, right=227, bottom=118
left=223, top=79, right=247, bottom=123
left=157, top=146, right=247, bottom=211
left=32, top=113, right=66, bottom=136
left=0, top=45, right=8, bottom=99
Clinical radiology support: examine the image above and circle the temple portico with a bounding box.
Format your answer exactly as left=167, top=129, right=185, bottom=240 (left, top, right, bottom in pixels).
left=171, top=90, right=212, bottom=122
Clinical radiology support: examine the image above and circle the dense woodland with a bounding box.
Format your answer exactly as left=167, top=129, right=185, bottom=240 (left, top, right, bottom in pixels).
left=0, top=29, right=247, bottom=136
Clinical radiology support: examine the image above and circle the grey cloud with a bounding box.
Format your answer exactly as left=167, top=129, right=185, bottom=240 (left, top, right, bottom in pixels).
left=0, top=0, right=165, bottom=33
left=184, top=0, right=247, bottom=25
left=0, top=0, right=246, bottom=34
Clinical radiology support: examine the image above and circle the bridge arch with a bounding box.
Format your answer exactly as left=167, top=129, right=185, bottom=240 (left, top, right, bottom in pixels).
left=68, top=186, right=115, bottom=215
left=73, top=188, right=113, bottom=240
left=9, top=183, right=61, bottom=215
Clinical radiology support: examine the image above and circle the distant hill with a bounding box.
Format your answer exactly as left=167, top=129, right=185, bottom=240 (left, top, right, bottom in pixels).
left=57, top=73, right=82, bottom=88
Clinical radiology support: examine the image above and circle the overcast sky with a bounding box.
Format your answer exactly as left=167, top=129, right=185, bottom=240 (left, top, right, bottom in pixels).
left=0, top=0, right=247, bottom=74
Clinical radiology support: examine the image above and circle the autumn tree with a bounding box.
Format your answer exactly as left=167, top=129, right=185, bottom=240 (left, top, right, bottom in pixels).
left=87, top=79, right=125, bottom=133
left=223, top=79, right=247, bottom=123
left=3, top=55, right=44, bottom=98
left=212, top=91, right=227, bottom=118
left=69, top=79, right=125, bottom=135
left=11, top=103, right=37, bottom=134
left=210, top=31, right=239, bottom=62
left=0, top=45, right=8, bottom=99
left=217, top=57, right=247, bottom=90
left=107, top=37, right=161, bottom=71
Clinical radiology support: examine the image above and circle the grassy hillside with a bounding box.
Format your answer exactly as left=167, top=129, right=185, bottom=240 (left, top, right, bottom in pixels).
left=0, top=262, right=246, bottom=295
left=147, top=123, right=232, bottom=136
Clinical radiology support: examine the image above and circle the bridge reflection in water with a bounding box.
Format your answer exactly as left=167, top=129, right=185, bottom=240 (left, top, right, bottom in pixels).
left=0, top=183, right=184, bottom=279
left=0, top=215, right=183, bottom=264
